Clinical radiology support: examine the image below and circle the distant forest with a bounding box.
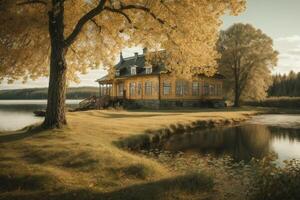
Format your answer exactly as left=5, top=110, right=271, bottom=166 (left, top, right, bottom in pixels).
left=268, top=71, right=300, bottom=97
left=0, top=87, right=99, bottom=99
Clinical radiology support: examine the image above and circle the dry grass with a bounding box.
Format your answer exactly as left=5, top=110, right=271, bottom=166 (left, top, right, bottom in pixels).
left=0, top=108, right=260, bottom=200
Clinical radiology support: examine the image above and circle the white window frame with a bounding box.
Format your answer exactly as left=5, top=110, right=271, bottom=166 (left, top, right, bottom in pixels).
left=176, top=80, right=188, bottom=96
left=192, top=81, right=200, bottom=96
left=145, top=66, right=152, bottom=74
left=131, top=66, right=137, bottom=75
left=130, top=82, right=136, bottom=96
left=163, top=81, right=171, bottom=95
left=115, top=70, right=120, bottom=76
left=145, top=81, right=152, bottom=96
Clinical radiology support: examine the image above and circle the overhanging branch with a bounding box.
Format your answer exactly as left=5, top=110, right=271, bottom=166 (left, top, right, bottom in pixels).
left=64, top=1, right=168, bottom=47
left=103, top=6, right=132, bottom=24
left=64, top=0, right=107, bottom=47
left=119, top=4, right=165, bottom=25
left=17, top=0, right=47, bottom=6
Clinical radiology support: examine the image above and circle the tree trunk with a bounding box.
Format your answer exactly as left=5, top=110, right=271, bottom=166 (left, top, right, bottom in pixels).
left=233, top=61, right=240, bottom=107
left=234, top=89, right=240, bottom=107
left=43, top=1, right=68, bottom=129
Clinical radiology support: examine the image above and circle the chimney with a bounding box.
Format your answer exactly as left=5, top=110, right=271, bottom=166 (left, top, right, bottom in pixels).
left=134, top=52, right=139, bottom=58
left=143, top=47, right=148, bottom=55
left=120, top=51, right=124, bottom=62
left=134, top=52, right=138, bottom=62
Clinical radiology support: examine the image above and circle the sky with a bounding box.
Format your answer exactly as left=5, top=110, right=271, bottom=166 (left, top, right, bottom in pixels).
left=1, top=0, right=300, bottom=90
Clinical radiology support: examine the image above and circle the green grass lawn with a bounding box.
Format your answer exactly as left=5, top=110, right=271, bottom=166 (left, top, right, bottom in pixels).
left=0, top=108, right=269, bottom=200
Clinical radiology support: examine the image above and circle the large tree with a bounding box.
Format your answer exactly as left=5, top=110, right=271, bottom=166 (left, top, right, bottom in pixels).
left=0, top=0, right=245, bottom=128
left=217, top=23, right=278, bottom=107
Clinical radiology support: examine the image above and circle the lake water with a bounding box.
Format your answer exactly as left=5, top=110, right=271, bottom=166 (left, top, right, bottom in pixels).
left=152, top=114, right=300, bottom=163
left=0, top=100, right=81, bottom=131
left=0, top=101, right=299, bottom=163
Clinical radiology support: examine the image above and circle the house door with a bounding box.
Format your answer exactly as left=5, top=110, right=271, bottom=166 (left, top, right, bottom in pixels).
left=123, top=89, right=126, bottom=100
left=117, top=83, right=125, bottom=99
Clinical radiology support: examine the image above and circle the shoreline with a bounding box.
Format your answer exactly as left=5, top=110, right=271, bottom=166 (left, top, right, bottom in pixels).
left=115, top=112, right=253, bottom=151
left=0, top=108, right=298, bottom=200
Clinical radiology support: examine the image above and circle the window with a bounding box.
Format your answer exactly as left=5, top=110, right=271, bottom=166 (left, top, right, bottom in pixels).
left=176, top=80, right=188, bottom=96
left=118, top=83, right=124, bottom=96
left=209, top=84, right=215, bottom=96
left=129, top=82, right=136, bottom=96
left=131, top=66, right=136, bottom=75
left=145, top=66, right=152, bottom=74
left=203, top=82, right=209, bottom=96
left=216, top=84, right=222, bottom=96
left=192, top=81, right=200, bottom=96
left=145, top=81, right=152, bottom=96
left=115, top=70, right=120, bottom=77
left=137, top=82, right=142, bottom=96
left=163, top=81, right=171, bottom=95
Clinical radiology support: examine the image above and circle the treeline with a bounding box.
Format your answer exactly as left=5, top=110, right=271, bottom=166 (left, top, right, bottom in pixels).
left=0, top=87, right=99, bottom=99
left=268, top=71, right=300, bottom=97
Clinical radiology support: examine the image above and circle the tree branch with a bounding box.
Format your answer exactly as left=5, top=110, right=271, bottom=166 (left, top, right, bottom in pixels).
left=64, top=1, right=167, bottom=47
left=119, top=4, right=165, bottom=25
left=64, top=0, right=107, bottom=47
left=90, top=18, right=102, bottom=33
left=17, top=0, right=47, bottom=6
left=103, top=6, right=132, bottom=24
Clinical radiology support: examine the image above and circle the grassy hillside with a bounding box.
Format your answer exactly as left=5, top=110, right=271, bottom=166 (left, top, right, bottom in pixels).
left=0, top=108, right=260, bottom=200
left=0, top=87, right=99, bottom=99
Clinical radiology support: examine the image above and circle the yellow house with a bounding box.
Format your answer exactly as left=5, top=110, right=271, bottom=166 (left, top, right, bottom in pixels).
left=97, top=50, right=225, bottom=108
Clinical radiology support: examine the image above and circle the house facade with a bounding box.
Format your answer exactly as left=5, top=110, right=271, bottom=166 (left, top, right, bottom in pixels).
left=96, top=50, right=225, bottom=108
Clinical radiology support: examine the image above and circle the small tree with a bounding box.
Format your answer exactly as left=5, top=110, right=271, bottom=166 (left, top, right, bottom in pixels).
left=217, top=23, right=278, bottom=107
left=0, top=0, right=245, bottom=128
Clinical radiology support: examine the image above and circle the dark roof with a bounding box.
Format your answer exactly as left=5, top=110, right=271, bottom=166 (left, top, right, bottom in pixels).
left=96, top=75, right=109, bottom=82
left=116, top=54, right=166, bottom=77
left=96, top=52, right=224, bottom=83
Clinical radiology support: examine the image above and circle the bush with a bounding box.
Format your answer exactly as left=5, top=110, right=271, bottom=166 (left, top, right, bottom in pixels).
left=120, top=164, right=152, bottom=179
left=247, top=156, right=300, bottom=200
left=245, top=97, right=300, bottom=108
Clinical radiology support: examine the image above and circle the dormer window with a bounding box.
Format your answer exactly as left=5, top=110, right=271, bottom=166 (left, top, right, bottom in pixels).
left=145, top=66, right=152, bottom=74
left=131, top=66, right=137, bottom=75
left=115, top=70, right=120, bottom=76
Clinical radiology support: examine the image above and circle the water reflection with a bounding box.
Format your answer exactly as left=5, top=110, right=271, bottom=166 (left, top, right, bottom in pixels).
left=0, top=100, right=81, bottom=131
left=160, top=124, right=300, bottom=162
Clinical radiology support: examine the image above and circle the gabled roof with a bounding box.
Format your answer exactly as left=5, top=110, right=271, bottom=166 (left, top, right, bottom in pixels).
left=96, top=53, right=166, bottom=83
left=96, top=75, right=109, bottom=82
left=96, top=51, right=224, bottom=83
left=115, top=54, right=166, bottom=77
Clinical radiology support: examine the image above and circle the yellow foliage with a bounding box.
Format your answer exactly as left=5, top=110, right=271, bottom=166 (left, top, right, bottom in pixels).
left=0, top=0, right=246, bottom=83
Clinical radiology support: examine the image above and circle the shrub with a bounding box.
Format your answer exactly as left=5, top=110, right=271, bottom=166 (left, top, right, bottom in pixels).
left=121, top=164, right=152, bottom=179
left=245, top=97, right=300, bottom=108
left=247, top=156, right=300, bottom=200
left=0, top=173, right=57, bottom=191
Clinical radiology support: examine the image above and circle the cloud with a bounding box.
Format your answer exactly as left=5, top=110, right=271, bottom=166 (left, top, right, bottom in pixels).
left=275, top=35, right=300, bottom=42
left=273, top=35, right=300, bottom=74
left=273, top=65, right=300, bottom=75
left=287, top=49, right=300, bottom=56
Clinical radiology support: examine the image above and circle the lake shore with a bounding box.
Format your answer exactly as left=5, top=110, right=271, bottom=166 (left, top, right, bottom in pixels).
left=0, top=107, right=298, bottom=200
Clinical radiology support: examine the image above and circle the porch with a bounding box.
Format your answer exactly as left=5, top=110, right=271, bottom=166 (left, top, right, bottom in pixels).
left=97, top=77, right=126, bottom=99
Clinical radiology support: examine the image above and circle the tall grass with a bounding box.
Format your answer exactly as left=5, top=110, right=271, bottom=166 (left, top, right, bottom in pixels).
left=247, top=156, right=300, bottom=200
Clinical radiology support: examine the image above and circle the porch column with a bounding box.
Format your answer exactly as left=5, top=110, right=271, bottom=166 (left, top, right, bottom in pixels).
left=113, top=82, right=117, bottom=98
left=109, top=84, right=112, bottom=96
left=98, top=83, right=102, bottom=97
left=101, top=84, right=104, bottom=97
